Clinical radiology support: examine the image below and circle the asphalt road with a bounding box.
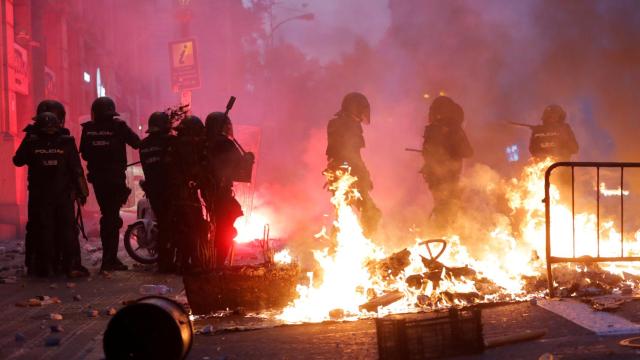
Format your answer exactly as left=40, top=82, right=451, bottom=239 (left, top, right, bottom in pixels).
left=1, top=238, right=640, bottom=360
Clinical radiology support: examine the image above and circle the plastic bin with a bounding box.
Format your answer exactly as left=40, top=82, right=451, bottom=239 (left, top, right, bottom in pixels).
left=375, top=307, right=484, bottom=359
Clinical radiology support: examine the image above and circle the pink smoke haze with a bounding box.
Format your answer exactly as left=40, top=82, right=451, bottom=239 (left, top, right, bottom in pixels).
left=4, top=1, right=640, bottom=259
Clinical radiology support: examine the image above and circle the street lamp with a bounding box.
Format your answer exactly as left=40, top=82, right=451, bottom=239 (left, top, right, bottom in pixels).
left=269, top=12, right=315, bottom=47
left=263, top=8, right=315, bottom=121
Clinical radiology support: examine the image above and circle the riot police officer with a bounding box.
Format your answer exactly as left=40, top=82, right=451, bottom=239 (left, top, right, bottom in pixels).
left=421, top=96, right=473, bottom=233
left=22, top=101, right=67, bottom=274
left=167, top=115, right=210, bottom=272
left=326, top=92, right=381, bottom=238
left=80, top=97, right=140, bottom=272
left=204, top=112, right=244, bottom=268
left=24, top=100, right=68, bottom=136
left=529, top=104, right=579, bottom=161
left=13, top=112, right=88, bottom=277
left=139, top=112, right=175, bottom=272
left=20, top=101, right=90, bottom=277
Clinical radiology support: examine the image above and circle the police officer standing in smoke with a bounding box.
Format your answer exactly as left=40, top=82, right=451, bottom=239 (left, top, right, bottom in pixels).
left=168, top=115, right=209, bottom=272
left=139, top=112, right=175, bottom=272
left=19, top=100, right=90, bottom=277
left=13, top=111, right=89, bottom=277
left=204, top=112, right=244, bottom=268
left=326, top=92, right=381, bottom=238
left=80, top=97, right=140, bottom=272
left=528, top=104, right=579, bottom=161
left=421, top=96, right=473, bottom=234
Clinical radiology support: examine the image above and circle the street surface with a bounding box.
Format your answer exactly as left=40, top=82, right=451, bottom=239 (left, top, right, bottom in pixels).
left=1, top=235, right=640, bottom=360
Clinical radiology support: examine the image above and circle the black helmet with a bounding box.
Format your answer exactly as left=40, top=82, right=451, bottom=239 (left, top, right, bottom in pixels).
left=176, top=115, right=204, bottom=137
left=146, top=112, right=170, bottom=134
left=341, top=92, right=370, bottom=124
left=34, top=112, right=61, bottom=134
left=428, top=96, right=463, bottom=126
left=91, top=97, right=120, bottom=121
left=34, top=100, right=66, bottom=125
left=541, top=104, right=566, bottom=125
left=205, top=112, right=230, bottom=137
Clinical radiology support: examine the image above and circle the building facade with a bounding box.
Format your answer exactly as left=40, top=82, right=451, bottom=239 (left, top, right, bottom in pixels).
left=0, top=0, right=165, bottom=240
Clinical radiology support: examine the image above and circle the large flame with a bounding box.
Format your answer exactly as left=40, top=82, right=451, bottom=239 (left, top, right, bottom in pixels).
left=277, top=159, right=640, bottom=323
left=279, top=168, right=386, bottom=322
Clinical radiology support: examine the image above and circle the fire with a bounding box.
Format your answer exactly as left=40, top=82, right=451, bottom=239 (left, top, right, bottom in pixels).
left=274, top=248, right=292, bottom=264
left=279, top=167, right=386, bottom=323
left=234, top=212, right=271, bottom=244
left=277, top=159, right=640, bottom=323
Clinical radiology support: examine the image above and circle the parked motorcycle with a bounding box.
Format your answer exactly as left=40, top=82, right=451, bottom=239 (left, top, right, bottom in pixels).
left=123, top=181, right=159, bottom=264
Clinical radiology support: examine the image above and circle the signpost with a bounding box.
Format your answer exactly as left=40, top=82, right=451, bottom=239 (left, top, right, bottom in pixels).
left=169, top=38, right=200, bottom=92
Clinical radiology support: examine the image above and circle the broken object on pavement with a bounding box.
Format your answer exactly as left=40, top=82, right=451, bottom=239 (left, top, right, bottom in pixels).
left=484, top=329, right=547, bottom=348
left=359, top=290, right=404, bottom=312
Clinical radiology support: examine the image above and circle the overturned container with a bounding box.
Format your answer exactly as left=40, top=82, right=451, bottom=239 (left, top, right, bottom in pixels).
left=103, top=296, right=193, bottom=360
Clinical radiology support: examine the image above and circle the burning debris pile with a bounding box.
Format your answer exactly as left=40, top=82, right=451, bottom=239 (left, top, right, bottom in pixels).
left=551, top=262, right=635, bottom=298
left=273, top=159, right=640, bottom=323
left=367, top=241, right=512, bottom=310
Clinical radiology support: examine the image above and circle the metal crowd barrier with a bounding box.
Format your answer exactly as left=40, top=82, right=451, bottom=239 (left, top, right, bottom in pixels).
left=545, top=162, right=640, bottom=296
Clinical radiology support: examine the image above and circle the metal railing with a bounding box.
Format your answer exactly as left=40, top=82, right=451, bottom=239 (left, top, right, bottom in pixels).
left=545, top=162, right=640, bottom=296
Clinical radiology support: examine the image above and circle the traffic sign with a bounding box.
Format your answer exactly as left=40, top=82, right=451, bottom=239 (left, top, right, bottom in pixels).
left=169, top=39, right=201, bottom=92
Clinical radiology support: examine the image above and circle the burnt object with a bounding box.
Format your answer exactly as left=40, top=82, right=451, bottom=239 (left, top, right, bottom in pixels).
left=103, top=296, right=193, bottom=360
left=406, top=274, right=423, bottom=289
left=484, top=329, right=546, bottom=348
left=183, top=263, right=299, bottom=315
left=360, top=290, right=404, bottom=312
left=375, top=307, right=483, bottom=359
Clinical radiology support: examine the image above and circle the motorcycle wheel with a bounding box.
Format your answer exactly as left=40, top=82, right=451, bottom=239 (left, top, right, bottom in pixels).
left=124, top=222, right=158, bottom=264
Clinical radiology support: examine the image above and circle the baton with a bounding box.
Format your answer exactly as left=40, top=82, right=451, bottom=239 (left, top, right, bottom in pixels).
left=75, top=200, right=89, bottom=241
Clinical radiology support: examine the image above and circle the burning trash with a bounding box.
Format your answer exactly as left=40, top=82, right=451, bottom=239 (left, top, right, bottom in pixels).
left=274, top=159, right=640, bottom=323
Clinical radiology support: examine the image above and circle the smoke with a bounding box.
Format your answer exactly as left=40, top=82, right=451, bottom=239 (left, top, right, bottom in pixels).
left=240, top=0, right=640, bottom=262
left=79, top=1, right=640, bottom=262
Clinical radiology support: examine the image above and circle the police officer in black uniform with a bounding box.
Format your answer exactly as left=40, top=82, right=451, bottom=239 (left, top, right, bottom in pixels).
left=529, top=104, right=579, bottom=161
left=421, top=96, right=473, bottom=233
left=326, top=92, right=381, bottom=238
left=167, top=115, right=209, bottom=272
left=20, top=100, right=90, bottom=277
left=204, top=112, right=244, bottom=268
left=13, top=112, right=88, bottom=277
left=80, top=97, right=140, bottom=272
left=24, top=100, right=68, bottom=135
left=139, top=112, right=175, bottom=272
